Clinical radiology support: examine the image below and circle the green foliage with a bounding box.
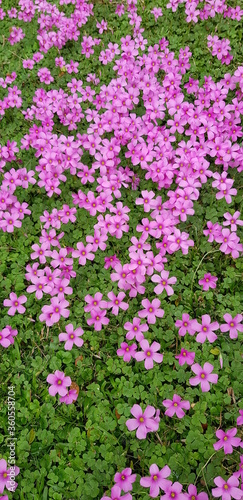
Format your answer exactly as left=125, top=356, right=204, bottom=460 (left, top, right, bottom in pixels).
left=0, top=0, right=242, bottom=499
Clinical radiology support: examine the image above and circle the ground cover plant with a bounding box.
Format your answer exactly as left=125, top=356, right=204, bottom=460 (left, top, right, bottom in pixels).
left=0, top=0, right=242, bottom=498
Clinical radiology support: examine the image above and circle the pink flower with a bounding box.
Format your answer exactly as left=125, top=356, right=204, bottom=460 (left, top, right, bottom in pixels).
left=59, top=324, right=84, bottom=350
left=212, top=476, right=242, bottom=500
left=0, top=458, right=19, bottom=494
left=189, top=362, right=218, bottom=392
left=175, top=314, right=197, bottom=336
left=3, top=292, right=27, bottom=316
left=220, top=314, right=243, bottom=340
left=233, top=456, right=243, bottom=481
left=39, top=297, right=70, bottom=326
left=106, top=291, right=129, bottom=315
left=72, top=242, right=95, bottom=265
left=193, top=315, right=219, bottom=344
left=135, top=339, right=163, bottom=370
left=117, top=342, right=137, bottom=362
left=223, top=212, right=243, bottom=232
left=46, top=370, right=71, bottom=397
left=124, top=317, right=148, bottom=342
left=84, top=292, right=107, bottom=312
left=237, top=410, right=243, bottom=426
left=114, top=468, right=136, bottom=492
left=199, top=273, right=218, bottom=291
left=175, top=349, right=195, bottom=366
left=126, top=404, right=160, bottom=439
left=151, top=270, right=177, bottom=296
left=160, top=480, right=185, bottom=500
left=140, top=464, right=171, bottom=498
left=101, top=485, right=132, bottom=500
left=138, top=298, right=164, bottom=324
left=87, top=308, right=109, bottom=331
left=213, top=428, right=241, bottom=454
left=162, top=394, right=190, bottom=419
left=104, top=254, right=120, bottom=269
left=0, top=326, right=17, bottom=347
left=59, top=389, right=78, bottom=405
left=185, top=484, right=208, bottom=500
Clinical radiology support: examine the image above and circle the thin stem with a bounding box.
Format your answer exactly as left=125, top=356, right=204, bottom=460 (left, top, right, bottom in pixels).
left=191, top=249, right=221, bottom=292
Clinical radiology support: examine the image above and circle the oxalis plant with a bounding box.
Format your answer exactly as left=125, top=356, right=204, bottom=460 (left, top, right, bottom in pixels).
left=0, top=0, right=242, bottom=498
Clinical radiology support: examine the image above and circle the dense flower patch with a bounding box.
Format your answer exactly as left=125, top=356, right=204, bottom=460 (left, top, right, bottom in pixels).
left=0, top=0, right=242, bottom=498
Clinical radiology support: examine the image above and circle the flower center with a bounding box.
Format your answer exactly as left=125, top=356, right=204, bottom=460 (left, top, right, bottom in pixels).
left=57, top=380, right=62, bottom=385
left=153, top=475, right=158, bottom=481
left=14, top=301, right=18, bottom=306
left=223, top=436, right=228, bottom=441
left=3, top=472, right=7, bottom=478
left=230, top=322, right=234, bottom=327
left=223, top=485, right=228, bottom=490
left=148, top=307, right=153, bottom=312
left=139, top=417, right=144, bottom=423
left=174, top=403, right=178, bottom=407
left=146, top=351, right=151, bottom=357
left=201, top=373, right=205, bottom=379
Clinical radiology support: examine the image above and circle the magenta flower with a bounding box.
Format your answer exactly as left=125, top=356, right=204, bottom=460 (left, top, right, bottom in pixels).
left=160, top=480, right=185, bottom=500
left=59, top=324, right=84, bottom=350
left=3, top=292, right=27, bottom=316
left=162, top=394, right=190, bottom=419
left=213, top=428, right=241, bottom=454
left=0, top=459, right=19, bottom=494
left=117, top=342, right=137, bottom=362
left=87, top=308, right=109, bottom=331
left=189, top=363, right=218, bottom=392
left=59, top=389, right=78, bottom=405
left=233, top=455, right=243, bottom=481
left=220, top=314, right=243, bottom=340
left=72, top=242, right=95, bottom=265
left=39, top=297, right=70, bottom=326
left=106, top=291, right=129, bottom=315
left=114, top=468, right=136, bottom=492
left=0, top=326, right=18, bottom=348
left=193, top=315, right=219, bottom=344
left=46, top=370, right=71, bottom=397
left=126, top=404, right=160, bottom=439
left=185, top=484, right=208, bottom=500
left=140, top=464, right=171, bottom=498
left=84, top=292, right=107, bottom=312
left=151, top=270, right=177, bottom=296
left=223, top=211, right=243, bottom=232
left=212, top=476, right=242, bottom=500
left=175, top=314, right=196, bottom=336
left=237, top=410, right=243, bottom=426
left=138, top=298, right=164, bottom=324
left=199, top=273, right=218, bottom=291
left=175, top=349, right=195, bottom=366
left=124, top=317, right=148, bottom=342
left=101, top=485, right=132, bottom=500
left=135, top=339, right=163, bottom=369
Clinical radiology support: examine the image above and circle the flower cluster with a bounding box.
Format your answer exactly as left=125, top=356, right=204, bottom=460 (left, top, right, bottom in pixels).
left=207, top=35, right=233, bottom=65
left=46, top=370, right=78, bottom=404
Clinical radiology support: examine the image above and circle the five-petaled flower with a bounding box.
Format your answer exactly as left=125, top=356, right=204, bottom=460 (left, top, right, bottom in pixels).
left=126, top=404, right=160, bottom=439
left=189, top=362, right=218, bottom=392
left=3, top=292, right=27, bottom=316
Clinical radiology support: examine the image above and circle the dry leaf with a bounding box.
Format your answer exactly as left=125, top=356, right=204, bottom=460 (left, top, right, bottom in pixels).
left=75, top=355, right=83, bottom=366
left=70, top=381, right=79, bottom=396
